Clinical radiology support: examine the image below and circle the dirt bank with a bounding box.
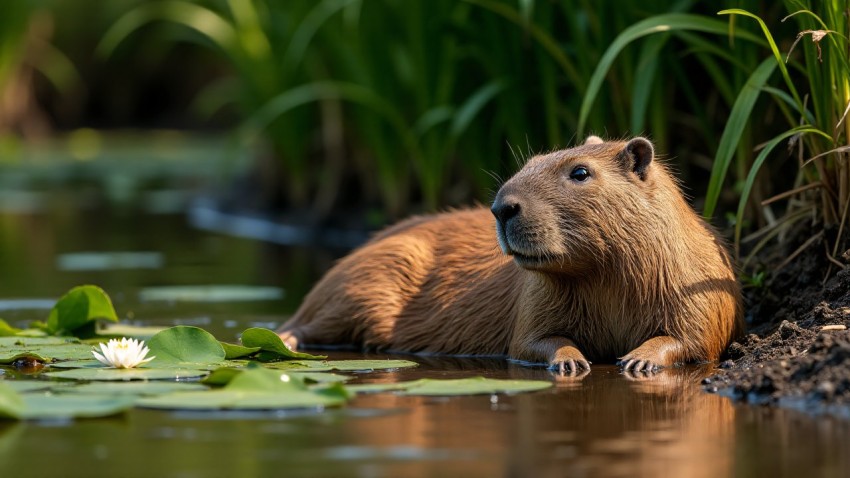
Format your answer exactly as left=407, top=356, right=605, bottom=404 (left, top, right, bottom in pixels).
left=705, top=233, right=850, bottom=413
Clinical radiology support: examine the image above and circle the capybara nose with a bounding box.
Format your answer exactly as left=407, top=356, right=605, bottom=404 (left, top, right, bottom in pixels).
left=491, top=197, right=520, bottom=225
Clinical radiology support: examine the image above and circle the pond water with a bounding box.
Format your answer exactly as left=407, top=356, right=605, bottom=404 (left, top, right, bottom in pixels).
left=1, top=206, right=849, bottom=477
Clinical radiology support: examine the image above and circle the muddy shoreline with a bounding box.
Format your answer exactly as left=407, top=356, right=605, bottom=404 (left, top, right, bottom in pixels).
left=706, top=233, right=850, bottom=414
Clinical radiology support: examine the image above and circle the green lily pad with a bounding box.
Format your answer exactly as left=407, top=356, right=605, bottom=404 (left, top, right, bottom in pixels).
left=44, top=367, right=208, bottom=381
left=0, top=344, right=95, bottom=363
left=48, top=360, right=103, bottom=369
left=64, top=381, right=208, bottom=396
left=13, top=328, right=50, bottom=338
left=1, top=381, right=74, bottom=393
left=202, top=367, right=350, bottom=387
left=17, top=394, right=135, bottom=420
left=139, top=285, right=283, bottom=303
left=1, top=382, right=53, bottom=393
left=51, top=358, right=242, bottom=372
left=201, top=367, right=242, bottom=386
left=138, top=367, right=349, bottom=410
left=0, top=382, right=24, bottom=419
left=0, top=351, right=49, bottom=364
left=45, top=285, right=119, bottom=336
left=147, top=326, right=226, bottom=365
left=263, top=359, right=418, bottom=372
left=348, top=377, right=552, bottom=396
left=0, top=319, right=21, bottom=337
left=0, top=337, right=79, bottom=347
left=290, top=372, right=351, bottom=383
left=240, top=328, right=325, bottom=360
left=220, top=341, right=261, bottom=360
left=262, top=361, right=334, bottom=372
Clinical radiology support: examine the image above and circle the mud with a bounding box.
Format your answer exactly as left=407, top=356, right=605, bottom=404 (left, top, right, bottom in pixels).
left=707, top=231, right=850, bottom=413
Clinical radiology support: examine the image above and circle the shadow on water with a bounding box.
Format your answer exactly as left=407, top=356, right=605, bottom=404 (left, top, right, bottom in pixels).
left=1, top=208, right=849, bottom=477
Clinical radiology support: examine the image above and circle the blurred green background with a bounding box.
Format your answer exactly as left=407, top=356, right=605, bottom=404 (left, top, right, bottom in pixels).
left=1, top=0, right=848, bottom=276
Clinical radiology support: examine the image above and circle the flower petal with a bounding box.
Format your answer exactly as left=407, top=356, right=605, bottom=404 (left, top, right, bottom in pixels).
left=92, top=350, right=110, bottom=366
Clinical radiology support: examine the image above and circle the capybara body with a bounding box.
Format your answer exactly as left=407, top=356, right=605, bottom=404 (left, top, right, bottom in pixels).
left=278, top=137, right=744, bottom=371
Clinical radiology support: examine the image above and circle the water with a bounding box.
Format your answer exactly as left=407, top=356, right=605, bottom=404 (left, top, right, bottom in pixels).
left=1, top=206, right=849, bottom=478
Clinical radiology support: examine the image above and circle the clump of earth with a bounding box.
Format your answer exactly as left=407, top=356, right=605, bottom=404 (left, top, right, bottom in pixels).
left=706, top=231, right=850, bottom=413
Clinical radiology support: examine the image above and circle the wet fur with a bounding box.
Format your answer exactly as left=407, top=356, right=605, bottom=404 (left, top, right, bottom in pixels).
left=278, top=138, right=744, bottom=368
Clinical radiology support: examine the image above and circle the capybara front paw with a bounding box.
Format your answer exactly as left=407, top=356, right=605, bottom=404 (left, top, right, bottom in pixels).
left=617, top=354, right=663, bottom=373
left=277, top=331, right=300, bottom=351
left=549, top=349, right=591, bottom=375
left=549, top=359, right=591, bottom=376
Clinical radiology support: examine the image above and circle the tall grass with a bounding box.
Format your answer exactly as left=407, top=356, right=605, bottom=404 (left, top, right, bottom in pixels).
left=98, top=0, right=778, bottom=218
left=0, top=1, right=82, bottom=140
left=707, top=2, right=850, bottom=274
left=70, top=0, right=850, bottom=273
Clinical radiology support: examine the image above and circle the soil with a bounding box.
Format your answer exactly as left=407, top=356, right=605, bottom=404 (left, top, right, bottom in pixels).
left=705, top=230, right=850, bottom=413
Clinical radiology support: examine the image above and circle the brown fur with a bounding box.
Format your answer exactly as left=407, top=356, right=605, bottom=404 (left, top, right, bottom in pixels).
left=277, top=137, right=744, bottom=370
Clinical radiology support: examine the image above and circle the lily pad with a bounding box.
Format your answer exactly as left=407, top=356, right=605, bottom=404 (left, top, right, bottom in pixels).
left=263, top=359, right=418, bottom=372
left=348, top=377, right=552, bottom=396
left=202, top=367, right=350, bottom=387
left=0, top=319, right=21, bottom=337
left=45, top=285, right=119, bottom=336
left=0, top=382, right=24, bottom=419
left=49, top=358, right=239, bottom=372
left=48, top=360, right=104, bottom=369
left=139, top=285, right=283, bottom=303
left=290, top=372, right=351, bottom=383
left=1, top=382, right=53, bottom=393
left=65, top=381, right=208, bottom=396
left=1, top=381, right=74, bottom=393
left=262, top=361, right=333, bottom=372
left=0, top=351, right=49, bottom=364
left=0, top=337, right=78, bottom=347
left=17, top=394, right=135, bottom=420
left=44, top=367, right=208, bottom=381
left=220, top=342, right=261, bottom=360
left=0, top=344, right=95, bottom=363
left=201, top=367, right=242, bottom=386
left=138, top=367, right=349, bottom=410
left=240, top=328, right=325, bottom=360
left=147, top=326, right=226, bottom=365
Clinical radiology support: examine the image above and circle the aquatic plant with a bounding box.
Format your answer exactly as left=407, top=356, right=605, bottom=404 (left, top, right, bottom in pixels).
left=712, top=2, right=850, bottom=274
left=92, top=337, right=155, bottom=369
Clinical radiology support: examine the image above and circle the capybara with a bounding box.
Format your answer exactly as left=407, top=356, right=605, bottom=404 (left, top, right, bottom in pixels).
left=277, top=136, right=743, bottom=372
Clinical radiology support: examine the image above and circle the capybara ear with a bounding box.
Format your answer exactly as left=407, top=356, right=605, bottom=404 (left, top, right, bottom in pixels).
left=617, top=137, right=654, bottom=180
left=584, top=135, right=603, bottom=145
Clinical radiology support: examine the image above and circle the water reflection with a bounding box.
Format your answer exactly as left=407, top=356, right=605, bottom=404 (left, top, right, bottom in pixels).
left=1, top=209, right=850, bottom=477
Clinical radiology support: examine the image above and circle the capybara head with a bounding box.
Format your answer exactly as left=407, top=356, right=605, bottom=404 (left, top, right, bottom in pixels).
left=491, top=136, right=666, bottom=274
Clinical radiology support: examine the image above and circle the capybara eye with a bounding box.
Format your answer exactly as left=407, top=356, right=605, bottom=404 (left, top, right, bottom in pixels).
left=570, top=166, right=590, bottom=182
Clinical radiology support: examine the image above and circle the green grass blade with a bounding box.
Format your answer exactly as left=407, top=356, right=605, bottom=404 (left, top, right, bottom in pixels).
left=97, top=1, right=238, bottom=60
left=450, top=79, right=506, bottom=138
left=240, top=81, right=421, bottom=164
left=718, top=9, right=803, bottom=110
left=31, top=41, right=83, bottom=93
left=413, top=106, right=454, bottom=138
left=734, top=126, right=833, bottom=249
left=703, top=58, right=776, bottom=219
left=462, top=0, right=583, bottom=89
left=578, top=13, right=766, bottom=136
left=630, top=34, right=668, bottom=133
left=283, top=0, right=357, bottom=74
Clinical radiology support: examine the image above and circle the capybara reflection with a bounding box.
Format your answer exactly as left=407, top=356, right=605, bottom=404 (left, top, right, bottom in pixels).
left=277, top=136, right=743, bottom=371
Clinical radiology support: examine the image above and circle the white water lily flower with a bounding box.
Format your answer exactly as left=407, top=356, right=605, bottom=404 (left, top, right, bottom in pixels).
left=92, top=337, right=155, bottom=369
